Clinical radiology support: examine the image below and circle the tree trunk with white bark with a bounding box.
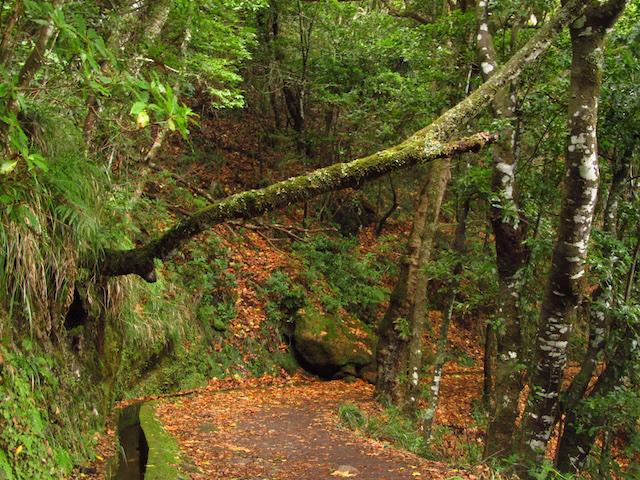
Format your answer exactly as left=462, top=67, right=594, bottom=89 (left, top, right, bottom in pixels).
left=475, top=1, right=530, bottom=457
left=519, top=1, right=627, bottom=472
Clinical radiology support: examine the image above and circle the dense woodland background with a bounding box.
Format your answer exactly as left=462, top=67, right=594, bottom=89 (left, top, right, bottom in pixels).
left=0, top=0, right=639, bottom=478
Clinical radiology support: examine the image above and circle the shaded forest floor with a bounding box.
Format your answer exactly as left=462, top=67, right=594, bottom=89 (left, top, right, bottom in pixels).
left=156, top=379, right=486, bottom=480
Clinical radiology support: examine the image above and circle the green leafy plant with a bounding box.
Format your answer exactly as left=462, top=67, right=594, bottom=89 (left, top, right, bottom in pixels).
left=292, top=235, right=389, bottom=323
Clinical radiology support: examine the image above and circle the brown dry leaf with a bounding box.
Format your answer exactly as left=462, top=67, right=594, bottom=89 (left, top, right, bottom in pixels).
left=228, top=445, right=251, bottom=453
left=330, top=470, right=357, bottom=478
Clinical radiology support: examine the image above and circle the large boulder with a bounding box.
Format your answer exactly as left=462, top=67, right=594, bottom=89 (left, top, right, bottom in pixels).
left=293, top=305, right=377, bottom=381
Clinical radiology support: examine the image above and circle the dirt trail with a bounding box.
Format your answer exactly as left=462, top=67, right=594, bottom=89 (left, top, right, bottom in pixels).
left=155, top=380, right=478, bottom=480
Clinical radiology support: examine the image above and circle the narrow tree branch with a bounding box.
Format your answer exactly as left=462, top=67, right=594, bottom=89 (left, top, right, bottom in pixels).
left=16, top=0, right=66, bottom=88
left=0, top=0, right=23, bottom=67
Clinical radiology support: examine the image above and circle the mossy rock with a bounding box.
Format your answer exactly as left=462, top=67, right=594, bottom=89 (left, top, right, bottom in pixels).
left=139, top=402, right=186, bottom=479
left=293, top=305, right=377, bottom=379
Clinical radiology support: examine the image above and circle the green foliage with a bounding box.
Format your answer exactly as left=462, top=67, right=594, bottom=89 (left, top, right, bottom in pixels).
left=262, top=270, right=306, bottom=324
left=338, top=400, right=499, bottom=471
left=114, top=232, right=240, bottom=395
left=0, top=342, right=101, bottom=479
left=393, top=316, right=411, bottom=341
left=527, top=461, right=576, bottom=480
left=169, top=235, right=237, bottom=336
left=165, top=0, right=263, bottom=109
left=0, top=136, right=103, bottom=336
left=293, top=235, right=389, bottom=323
left=338, top=402, right=429, bottom=457
left=337, top=402, right=367, bottom=430
left=130, top=77, right=196, bottom=137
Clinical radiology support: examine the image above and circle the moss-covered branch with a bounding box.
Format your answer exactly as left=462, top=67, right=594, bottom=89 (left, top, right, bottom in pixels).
left=99, top=132, right=495, bottom=280
left=99, top=0, right=588, bottom=281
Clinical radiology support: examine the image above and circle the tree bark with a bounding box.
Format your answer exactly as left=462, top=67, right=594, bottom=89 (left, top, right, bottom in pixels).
left=1, top=0, right=66, bottom=141
left=145, top=14, right=192, bottom=162
left=96, top=0, right=590, bottom=281
left=83, top=0, right=148, bottom=138
left=421, top=195, right=470, bottom=442
left=15, top=0, right=66, bottom=88
left=84, top=0, right=171, bottom=140
left=602, top=145, right=632, bottom=236
left=376, top=157, right=450, bottom=413
left=556, top=225, right=640, bottom=473
left=519, top=0, right=627, bottom=471
left=98, top=133, right=494, bottom=280
left=555, top=147, right=628, bottom=442
left=476, top=1, right=530, bottom=457
left=0, top=0, right=23, bottom=67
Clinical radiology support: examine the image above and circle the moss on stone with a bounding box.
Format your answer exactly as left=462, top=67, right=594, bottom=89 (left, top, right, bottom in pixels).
left=293, top=305, right=377, bottom=377
left=139, top=402, right=185, bottom=480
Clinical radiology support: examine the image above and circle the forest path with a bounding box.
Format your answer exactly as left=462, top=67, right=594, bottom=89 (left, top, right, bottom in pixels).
left=154, top=380, right=478, bottom=480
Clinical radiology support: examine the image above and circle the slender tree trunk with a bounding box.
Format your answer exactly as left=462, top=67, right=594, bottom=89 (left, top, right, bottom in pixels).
left=405, top=158, right=451, bottom=412
left=0, top=0, right=23, bottom=67
left=483, top=324, right=497, bottom=409
left=602, top=147, right=632, bottom=235
left=96, top=0, right=591, bottom=281
left=556, top=224, right=639, bottom=472
left=378, top=0, right=589, bottom=410
left=475, top=1, right=530, bottom=456
left=83, top=0, right=148, bottom=139
left=421, top=196, right=470, bottom=441
left=84, top=0, right=171, bottom=141
left=375, top=175, right=398, bottom=236
left=145, top=17, right=192, bottom=162
left=555, top=148, right=628, bottom=438
left=379, top=157, right=451, bottom=415
left=15, top=0, right=65, bottom=88
left=131, top=0, right=171, bottom=76
left=520, top=1, right=626, bottom=471
left=283, top=84, right=305, bottom=134
left=1, top=0, right=66, bottom=143
left=376, top=166, right=436, bottom=406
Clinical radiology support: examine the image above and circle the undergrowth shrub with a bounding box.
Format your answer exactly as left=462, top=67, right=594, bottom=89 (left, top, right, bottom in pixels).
left=0, top=341, right=102, bottom=479
left=292, top=235, right=390, bottom=323
left=338, top=402, right=491, bottom=469
left=114, top=233, right=239, bottom=395
left=263, top=271, right=306, bottom=324
left=338, top=402, right=428, bottom=457
left=0, top=154, right=104, bottom=338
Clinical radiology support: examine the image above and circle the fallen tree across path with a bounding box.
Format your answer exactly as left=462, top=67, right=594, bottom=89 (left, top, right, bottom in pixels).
left=99, top=132, right=496, bottom=281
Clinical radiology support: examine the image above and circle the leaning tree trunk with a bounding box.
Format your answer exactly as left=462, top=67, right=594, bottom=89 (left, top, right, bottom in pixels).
left=0, top=0, right=24, bottom=67
left=96, top=0, right=590, bottom=281
left=145, top=11, right=193, bottom=162
left=376, top=157, right=451, bottom=412
left=475, top=1, right=530, bottom=457
left=519, top=1, right=627, bottom=471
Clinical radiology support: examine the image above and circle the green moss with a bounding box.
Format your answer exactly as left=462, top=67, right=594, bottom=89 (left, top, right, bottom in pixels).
left=273, top=350, right=300, bottom=375
left=294, top=304, right=377, bottom=373
left=139, top=402, right=186, bottom=480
